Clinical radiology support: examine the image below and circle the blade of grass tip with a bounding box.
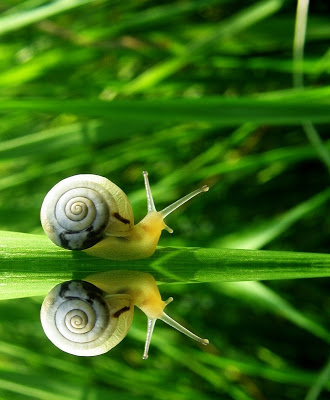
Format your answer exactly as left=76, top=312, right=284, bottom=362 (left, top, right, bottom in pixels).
left=212, top=186, right=330, bottom=250
left=0, top=0, right=98, bottom=36
left=121, top=0, right=284, bottom=94
left=305, top=356, right=330, bottom=400
left=293, top=0, right=330, bottom=174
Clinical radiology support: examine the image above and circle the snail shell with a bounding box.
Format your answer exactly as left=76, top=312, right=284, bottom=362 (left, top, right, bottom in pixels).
left=40, top=174, right=134, bottom=250
left=40, top=280, right=134, bottom=356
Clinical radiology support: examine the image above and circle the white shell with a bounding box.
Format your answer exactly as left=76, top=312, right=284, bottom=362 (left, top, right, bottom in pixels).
left=40, top=280, right=134, bottom=356
left=40, top=174, right=134, bottom=250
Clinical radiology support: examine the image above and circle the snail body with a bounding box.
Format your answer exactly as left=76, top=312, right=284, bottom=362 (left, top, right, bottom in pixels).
left=41, top=271, right=209, bottom=359
left=41, top=172, right=208, bottom=260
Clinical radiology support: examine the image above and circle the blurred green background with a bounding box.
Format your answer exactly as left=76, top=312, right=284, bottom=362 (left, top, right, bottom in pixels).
left=0, top=0, right=330, bottom=399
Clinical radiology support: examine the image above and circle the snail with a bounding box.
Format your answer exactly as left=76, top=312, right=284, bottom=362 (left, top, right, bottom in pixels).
left=41, top=171, right=208, bottom=260
left=40, top=270, right=209, bottom=358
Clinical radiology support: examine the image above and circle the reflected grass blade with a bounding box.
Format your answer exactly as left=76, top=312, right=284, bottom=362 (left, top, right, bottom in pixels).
left=1, top=230, right=330, bottom=299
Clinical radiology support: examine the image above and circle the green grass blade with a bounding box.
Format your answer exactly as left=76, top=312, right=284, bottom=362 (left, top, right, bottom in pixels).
left=0, top=377, right=73, bottom=400
left=197, top=351, right=330, bottom=389
left=0, top=0, right=97, bottom=36
left=122, top=0, right=284, bottom=94
left=102, top=0, right=220, bottom=38
left=1, top=96, right=330, bottom=125
left=1, top=230, right=330, bottom=300
left=0, top=121, right=101, bottom=159
left=305, top=356, right=330, bottom=400
left=293, top=0, right=330, bottom=174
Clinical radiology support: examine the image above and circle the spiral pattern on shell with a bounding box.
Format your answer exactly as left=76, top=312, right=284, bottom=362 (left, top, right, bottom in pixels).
left=40, top=174, right=134, bottom=250
left=40, top=280, right=133, bottom=356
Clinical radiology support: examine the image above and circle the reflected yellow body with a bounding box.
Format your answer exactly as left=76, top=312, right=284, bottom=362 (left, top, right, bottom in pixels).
left=86, top=270, right=165, bottom=319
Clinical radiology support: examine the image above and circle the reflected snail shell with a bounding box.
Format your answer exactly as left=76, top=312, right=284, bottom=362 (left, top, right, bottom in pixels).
left=40, top=279, right=133, bottom=356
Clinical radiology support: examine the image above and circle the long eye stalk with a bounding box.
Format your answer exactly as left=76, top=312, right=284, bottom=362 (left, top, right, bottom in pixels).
left=160, top=312, right=209, bottom=345
left=142, top=171, right=209, bottom=233
left=141, top=171, right=209, bottom=359
left=160, top=185, right=209, bottom=218
left=143, top=318, right=157, bottom=360
left=142, top=297, right=209, bottom=360
left=143, top=171, right=157, bottom=212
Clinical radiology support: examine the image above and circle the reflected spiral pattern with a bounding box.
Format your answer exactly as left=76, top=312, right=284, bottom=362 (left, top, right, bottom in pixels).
left=41, top=281, right=110, bottom=354
left=41, top=279, right=134, bottom=356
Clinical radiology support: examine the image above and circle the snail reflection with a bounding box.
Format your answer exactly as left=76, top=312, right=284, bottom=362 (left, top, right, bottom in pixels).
left=41, top=271, right=209, bottom=359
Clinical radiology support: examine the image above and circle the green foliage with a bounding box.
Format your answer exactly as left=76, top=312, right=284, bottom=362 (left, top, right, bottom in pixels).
left=2, top=230, right=330, bottom=300
left=0, top=0, right=329, bottom=399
